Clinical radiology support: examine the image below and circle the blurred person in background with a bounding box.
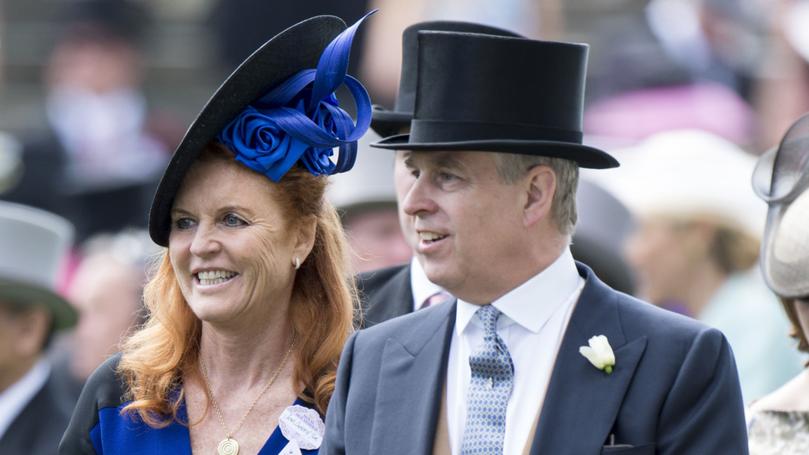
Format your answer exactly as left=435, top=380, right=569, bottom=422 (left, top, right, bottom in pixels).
left=327, top=131, right=411, bottom=274
left=48, top=230, right=158, bottom=404
left=584, top=0, right=759, bottom=147
left=60, top=14, right=371, bottom=453
left=1, top=0, right=173, bottom=242
left=0, top=201, right=77, bottom=454
left=747, top=112, right=809, bottom=453
left=753, top=0, right=809, bottom=150
left=588, top=129, right=803, bottom=403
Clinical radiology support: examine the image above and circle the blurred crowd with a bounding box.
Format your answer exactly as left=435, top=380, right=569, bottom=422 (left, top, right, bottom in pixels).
left=1, top=0, right=809, bottom=452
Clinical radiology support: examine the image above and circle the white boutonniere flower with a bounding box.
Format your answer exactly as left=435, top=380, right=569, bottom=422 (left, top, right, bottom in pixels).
left=579, top=335, right=615, bottom=374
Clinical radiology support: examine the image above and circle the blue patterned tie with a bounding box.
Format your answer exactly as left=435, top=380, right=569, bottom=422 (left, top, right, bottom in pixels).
left=461, top=305, right=514, bottom=454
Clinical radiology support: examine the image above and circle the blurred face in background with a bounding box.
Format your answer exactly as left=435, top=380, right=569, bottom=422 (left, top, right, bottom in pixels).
left=343, top=206, right=411, bottom=273
left=624, top=216, right=713, bottom=306
left=68, top=254, right=143, bottom=380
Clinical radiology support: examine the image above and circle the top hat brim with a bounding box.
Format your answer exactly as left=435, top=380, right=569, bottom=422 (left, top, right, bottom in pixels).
left=370, top=107, right=411, bottom=138
left=148, top=15, right=348, bottom=247
left=370, top=134, right=619, bottom=169
left=0, top=279, right=77, bottom=331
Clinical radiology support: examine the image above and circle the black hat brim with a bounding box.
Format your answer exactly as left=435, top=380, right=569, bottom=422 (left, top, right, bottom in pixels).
left=370, top=134, right=619, bottom=169
left=149, top=16, right=348, bottom=247
left=370, top=107, right=411, bottom=138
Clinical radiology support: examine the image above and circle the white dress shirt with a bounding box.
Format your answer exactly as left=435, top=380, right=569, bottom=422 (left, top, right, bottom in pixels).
left=410, top=257, right=448, bottom=312
left=446, top=248, right=584, bottom=454
left=0, top=357, right=50, bottom=439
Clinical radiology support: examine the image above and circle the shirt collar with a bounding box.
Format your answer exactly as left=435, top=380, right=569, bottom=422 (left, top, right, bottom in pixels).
left=456, top=248, right=581, bottom=335
left=410, top=256, right=446, bottom=311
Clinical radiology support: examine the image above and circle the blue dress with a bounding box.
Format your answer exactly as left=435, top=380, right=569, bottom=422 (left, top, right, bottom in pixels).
left=59, top=354, right=322, bottom=454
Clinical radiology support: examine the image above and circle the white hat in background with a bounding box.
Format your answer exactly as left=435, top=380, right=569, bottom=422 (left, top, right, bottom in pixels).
left=327, top=131, right=396, bottom=218
left=585, top=129, right=766, bottom=238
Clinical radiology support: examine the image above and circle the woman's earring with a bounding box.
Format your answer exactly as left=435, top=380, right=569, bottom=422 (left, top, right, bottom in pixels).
left=293, top=256, right=301, bottom=270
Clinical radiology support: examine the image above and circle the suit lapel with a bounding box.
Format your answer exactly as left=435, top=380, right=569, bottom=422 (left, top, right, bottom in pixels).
left=531, top=265, right=647, bottom=454
left=363, top=265, right=413, bottom=326
left=370, top=301, right=456, bottom=455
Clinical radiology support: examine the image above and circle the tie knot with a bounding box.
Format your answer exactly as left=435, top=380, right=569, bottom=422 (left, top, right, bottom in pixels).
left=475, top=304, right=501, bottom=334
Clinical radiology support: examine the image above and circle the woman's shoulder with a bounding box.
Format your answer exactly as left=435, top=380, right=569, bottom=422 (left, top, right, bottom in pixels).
left=82, top=353, right=128, bottom=409
left=750, top=370, right=809, bottom=414
left=58, top=353, right=129, bottom=454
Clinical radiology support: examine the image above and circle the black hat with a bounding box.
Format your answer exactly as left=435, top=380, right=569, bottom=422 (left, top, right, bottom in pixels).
left=372, top=31, right=618, bottom=169
left=371, top=21, right=521, bottom=138
left=148, top=16, right=348, bottom=246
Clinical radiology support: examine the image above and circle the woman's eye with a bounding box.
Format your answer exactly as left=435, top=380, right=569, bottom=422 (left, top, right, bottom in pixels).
left=174, top=218, right=195, bottom=230
left=223, top=213, right=247, bottom=227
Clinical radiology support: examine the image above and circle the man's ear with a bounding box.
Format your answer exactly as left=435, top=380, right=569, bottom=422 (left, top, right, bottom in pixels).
left=293, top=215, right=318, bottom=264
left=523, top=165, right=556, bottom=228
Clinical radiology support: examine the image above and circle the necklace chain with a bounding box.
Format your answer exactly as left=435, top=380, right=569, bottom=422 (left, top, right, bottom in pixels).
left=198, top=339, right=295, bottom=439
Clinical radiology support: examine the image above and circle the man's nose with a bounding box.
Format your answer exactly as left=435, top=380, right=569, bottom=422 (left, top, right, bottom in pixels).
left=402, top=176, right=438, bottom=217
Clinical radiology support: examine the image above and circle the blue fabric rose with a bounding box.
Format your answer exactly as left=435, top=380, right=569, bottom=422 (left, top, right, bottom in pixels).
left=218, top=12, right=374, bottom=182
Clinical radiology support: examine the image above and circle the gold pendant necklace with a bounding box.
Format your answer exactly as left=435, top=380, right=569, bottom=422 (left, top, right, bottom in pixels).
left=199, top=339, right=295, bottom=455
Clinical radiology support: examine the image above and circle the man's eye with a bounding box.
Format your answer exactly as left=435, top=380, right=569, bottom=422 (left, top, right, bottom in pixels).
left=223, top=213, right=247, bottom=227
left=437, top=172, right=458, bottom=182
left=174, top=218, right=195, bottom=230
left=409, top=169, right=421, bottom=178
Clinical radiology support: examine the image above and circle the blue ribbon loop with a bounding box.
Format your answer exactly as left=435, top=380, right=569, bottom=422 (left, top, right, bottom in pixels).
left=218, top=11, right=375, bottom=182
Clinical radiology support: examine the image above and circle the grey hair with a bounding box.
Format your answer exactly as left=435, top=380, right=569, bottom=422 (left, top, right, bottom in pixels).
left=494, top=154, right=579, bottom=236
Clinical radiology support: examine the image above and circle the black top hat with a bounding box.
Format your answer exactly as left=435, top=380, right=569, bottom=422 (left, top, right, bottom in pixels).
left=148, top=16, right=348, bottom=246
left=371, top=21, right=521, bottom=138
left=372, top=32, right=618, bottom=169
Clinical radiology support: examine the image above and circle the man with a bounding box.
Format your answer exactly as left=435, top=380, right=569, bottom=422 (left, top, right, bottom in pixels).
left=0, top=201, right=77, bottom=453
left=359, top=21, right=521, bottom=326
left=361, top=22, right=639, bottom=328
left=323, top=30, right=747, bottom=454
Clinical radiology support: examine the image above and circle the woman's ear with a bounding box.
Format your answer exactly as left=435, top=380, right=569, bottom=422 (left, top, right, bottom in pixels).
left=523, top=165, right=556, bottom=228
left=293, top=215, right=318, bottom=264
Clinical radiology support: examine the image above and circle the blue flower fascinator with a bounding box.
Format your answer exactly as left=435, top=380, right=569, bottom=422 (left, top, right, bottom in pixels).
left=149, top=14, right=374, bottom=246
left=217, top=12, right=374, bottom=182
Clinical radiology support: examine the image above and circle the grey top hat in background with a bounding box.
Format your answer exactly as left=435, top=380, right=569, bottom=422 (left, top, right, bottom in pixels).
left=0, top=201, right=77, bottom=330
left=753, top=112, right=809, bottom=298
left=370, top=21, right=522, bottom=138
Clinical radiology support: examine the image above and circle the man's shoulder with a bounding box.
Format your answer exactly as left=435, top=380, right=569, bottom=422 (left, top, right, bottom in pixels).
left=610, top=290, right=726, bottom=354
left=353, top=301, right=453, bottom=351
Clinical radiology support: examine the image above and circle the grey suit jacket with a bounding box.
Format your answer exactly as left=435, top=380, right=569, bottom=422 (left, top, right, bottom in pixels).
left=323, top=264, right=748, bottom=454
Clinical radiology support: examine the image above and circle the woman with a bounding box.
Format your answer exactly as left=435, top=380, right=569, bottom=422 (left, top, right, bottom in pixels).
left=587, top=130, right=803, bottom=403
left=747, top=113, right=809, bottom=454
left=60, top=13, right=373, bottom=454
